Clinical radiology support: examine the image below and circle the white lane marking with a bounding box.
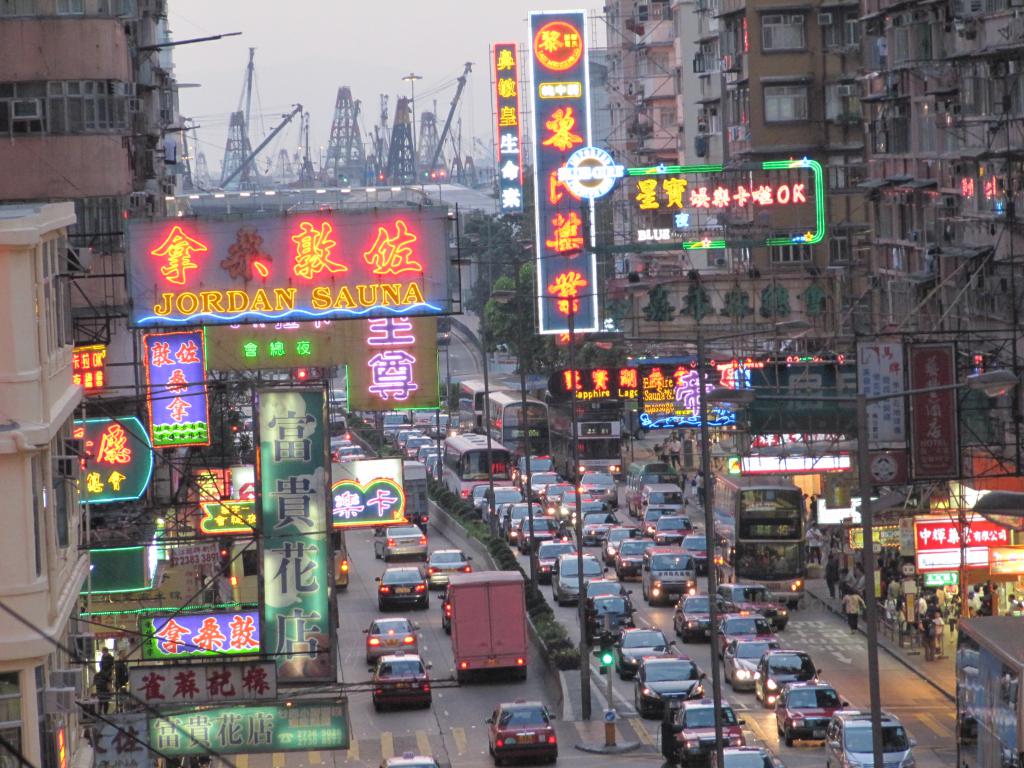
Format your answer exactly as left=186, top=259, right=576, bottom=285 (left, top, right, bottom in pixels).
left=831, top=652, right=853, bottom=664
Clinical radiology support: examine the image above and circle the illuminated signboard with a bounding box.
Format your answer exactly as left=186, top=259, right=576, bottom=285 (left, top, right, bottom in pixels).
left=143, top=330, right=210, bottom=448
left=558, top=145, right=624, bottom=200
left=548, top=367, right=639, bottom=401
left=194, top=468, right=229, bottom=502
left=140, top=611, right=261, bottom=660
left=257, top=389, right=333, bottom=684
left=204, top=321, right=344, bottom=370
left=914, top=515, right=1009, bottom=572
left=625, top=158, right=825, bottom=250
left=729, top=454, right=852, bottom=475
left=148, top=701, right=350, bottom=756
left=74, top=417, right=154, bottom=504
left=989, top=547, right=1024, bottom=576
left=126, top=209, right=452, bottom=327
left=72, top=344, right=107, bottom=393
left=130, top=660, right=277, bottom=705
left=346, top=317, right=439, bottom=411
left=638, top=363, right=736, bottom=429
left=848, top=525, right=900, bottom=550
left=529, top=10, right=599, bottom=334
left=199, top=500, right=256, bottom=535
left=493, top=42, right=524, bottom=213
left=331, top=458, right=407, bottom=529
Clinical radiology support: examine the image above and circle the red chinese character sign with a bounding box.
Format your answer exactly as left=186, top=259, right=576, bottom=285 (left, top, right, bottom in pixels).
left=126, top=209, right=452, bottom=327
left=72, top=344, right=107, bottom=394
left=129, top=661, right=276, bottom=705
left=493, top=42, right=524, bottom=213
left=143, top=330, right=210, bottom=448
left=331, top=458, right=407, bottom=529
left=346, top=317, right=440, bottom=411
left=74, top=417, right=154, bottom=504
left=529, top=10, right=599, bottom=334
left=139, top=611, right=261, bottom=660
left=914, top=516, right=1009, bottom=572
left=908, top=343, right=959, bottom=479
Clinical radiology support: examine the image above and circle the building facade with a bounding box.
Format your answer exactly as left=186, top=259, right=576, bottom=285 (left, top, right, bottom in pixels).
left=0, top=203, right=87, bottom=768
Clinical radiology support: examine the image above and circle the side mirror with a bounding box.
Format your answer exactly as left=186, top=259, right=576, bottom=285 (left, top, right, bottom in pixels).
left=467, top=556, right=473, bottom=561
left=362, top=629, right=369, bottom=634
left=426, top=662, right=433, bottom=670
left=909, top=738, right=917, bottom=747
left=374, top=577, right=381, bottom=582
left=413, top=623, right=421, bottom=631
left=485, top=717, right=494, bottom=724
left=738, top=718, right=746, bottom=725
left=841, top=700, right=850, bottom=707
left=828, top=740, right=841, bottom=750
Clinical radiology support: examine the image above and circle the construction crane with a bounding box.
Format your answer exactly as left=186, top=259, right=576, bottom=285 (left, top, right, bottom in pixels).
left=429, top=62, right=472, bottom=180
left=417, top=107, right=445, bottom=179
left=323, top=87, right=366, bottom=185
left=220, top=48, right=258, bottom=188
left=385, top=97, right=416, bottom=185
left=221, top=104, right=304, bottom=188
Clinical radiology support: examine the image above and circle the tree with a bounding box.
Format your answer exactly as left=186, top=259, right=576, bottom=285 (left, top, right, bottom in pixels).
left=482, top=261, right=563, bottom=373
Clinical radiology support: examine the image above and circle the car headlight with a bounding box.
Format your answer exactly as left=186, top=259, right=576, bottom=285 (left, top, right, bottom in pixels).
left=642, top=687, right=657, bottom=697
left=685, top=739, right=700, bottom=749
left=735, top=669, right=751, bottom=680
left=766, top=679, right=778, bottom=691
left=728, top=735, right=743, bottom=746
left=691, top=683, right=704, bottom=697
left=779, top=609, right=788, bottom=615
left=687, top=620, right=698, bottom=628
left=606, top=546, right=615, bottom=555
left=653, top=580, right=662, bottom=588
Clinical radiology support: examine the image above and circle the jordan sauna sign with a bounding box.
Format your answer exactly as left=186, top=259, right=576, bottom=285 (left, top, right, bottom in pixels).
left=127, top=210, right=452, bottom=327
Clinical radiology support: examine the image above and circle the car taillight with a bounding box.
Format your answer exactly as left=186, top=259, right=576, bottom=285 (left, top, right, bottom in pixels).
left=444, top=604, right=451, bottom=615
left=461, top=489, right=469, bottom=497
left=422, top=516, right=429, bottom=523
left=496, top=738, right=504, bottom=748
left=414, top=584, right=426, bottom=592
left=379, top=585, right=391, bottom=593
left=421, top=682, right=431, bottom=692
left=427, top=567, right=437, bottom=575
left=462, top=565, right=472, bottom=573
left=547, top=735, right=558, bottom=744
left=419, top=536, right=427, bottom=545
left=403, top=635, right=415, bottom=645
left=374, top=687, right=383, bottom=695
left=459, top=661, right=469, bottom=669
left=229, top=575, right=238, bottom=587
left=368, top=638, right=381, bottom=646
left=387, top=538, right=396, bottom=546
left=515, top=657, right=525, bottom=665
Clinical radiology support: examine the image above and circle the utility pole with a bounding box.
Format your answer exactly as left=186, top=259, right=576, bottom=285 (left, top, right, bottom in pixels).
left=569, top=307, right=591, bottom=720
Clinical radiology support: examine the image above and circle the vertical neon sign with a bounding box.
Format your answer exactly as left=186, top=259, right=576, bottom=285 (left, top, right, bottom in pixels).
left=493, top=42, right=524, bottom=213
left=529, top=10, right=599, bottom=334
left=143, top=330, right=211, bottom=448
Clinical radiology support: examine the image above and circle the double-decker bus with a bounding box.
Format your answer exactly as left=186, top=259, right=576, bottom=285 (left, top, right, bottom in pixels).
left=442, top=433, right=513, bottom=498
left=714, top=475, right=805, bottom=605
left=486, top=391, right=550, bottom=458
left=548, top=397, right=624, bottom=480
left=457, top=379, right=489, bottom=434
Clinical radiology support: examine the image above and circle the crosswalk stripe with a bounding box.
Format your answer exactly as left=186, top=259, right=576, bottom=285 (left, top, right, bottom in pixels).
left=347, top=737, right=360, bottom=763
left=916, top=713, right=949, bottom=738
left=627, top=718, right=655, bottom=746
left=272, top=752, right=286, bottom=767
left=452, top=726, right=468, bottom=755
left=308, top=750, right=322, bottom=764
left=417, top=730, right=432, bottom=755
left=381, top=731, right=395, bottom=760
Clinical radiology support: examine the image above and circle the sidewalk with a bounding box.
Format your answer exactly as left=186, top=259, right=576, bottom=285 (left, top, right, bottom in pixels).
left=804, top=578, right=955, bottom=701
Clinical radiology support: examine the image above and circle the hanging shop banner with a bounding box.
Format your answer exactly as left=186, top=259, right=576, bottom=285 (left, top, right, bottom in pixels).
left=637, top=363, right=735, bottom=429
left=143, top=330, right=211, bottom=448
left=493, top=42, right=524, bottom=213
left=914, top=515, right=1009, bottom=572
left=331, top=458, right=407, bottom=529
left=130, top=660, right=277, bottom=706
left=923, top=571, right=959, bottom=587
left=529, top=10, right=600, bottom=334
left=346, top=317, right=439, bottom=411
left=257, top=389, right=333, bottom=684
left=193, top=468, right=230, bottom=502
left=204, top=321, right=346, bottom=370
left=857, top=341, right=906, bottom=445
left=909, top=343, right=959, bottom=479
left=127, top=209, right=452, bottom=327
left=199, top=500, right=257, bottom=536
left=72, top=343, right=107, bottom=394
left=623, top=158, right=825, bottom=250
left=989, top=547, right=1024, bottom=576
left=231, top=465, right=257, bottom=499
left=140, top=611, right=261, bottom=660
left=167, top=542, right=220, bottom=567
left=848, top=525, right=900, bottom=551
left=729, top=454, right=852, bottom=475
left=548, top=367, right=639, bottom=401
left=73, top=417, right=154, bottom=504
left=149, top=700, right=350, bottom=756
left=94, top=713, right=152, bottom=768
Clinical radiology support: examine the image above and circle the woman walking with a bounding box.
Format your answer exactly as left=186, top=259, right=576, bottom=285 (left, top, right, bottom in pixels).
left=842, top=589, right=866, bottom=634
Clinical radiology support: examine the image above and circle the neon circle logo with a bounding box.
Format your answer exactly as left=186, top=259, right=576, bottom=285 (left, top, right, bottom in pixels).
left=557, top=146, right=624, bottom=200
left=533, top=20, right=584, bottom=71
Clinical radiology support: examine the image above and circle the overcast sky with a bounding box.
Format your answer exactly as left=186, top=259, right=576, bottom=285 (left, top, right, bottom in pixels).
left=169, top=1, right=605, bottom=177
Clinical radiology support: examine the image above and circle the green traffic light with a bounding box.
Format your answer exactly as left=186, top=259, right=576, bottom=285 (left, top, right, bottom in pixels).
left=600, top=650, right=614, bottom=666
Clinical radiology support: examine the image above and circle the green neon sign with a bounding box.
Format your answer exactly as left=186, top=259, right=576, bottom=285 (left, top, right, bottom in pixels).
left=923, top=571, right=958, bottom=587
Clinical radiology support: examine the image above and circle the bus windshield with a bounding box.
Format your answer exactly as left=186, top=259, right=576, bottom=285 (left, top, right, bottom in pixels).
left=739, top=489, right=803, bottom=539
left=460, top=450, right=511, bottom=481
left=735, top=541, right=803, bottom=580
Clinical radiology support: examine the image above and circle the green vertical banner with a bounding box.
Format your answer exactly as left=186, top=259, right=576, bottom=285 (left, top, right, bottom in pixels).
left=257, top=388, right=334, bottom=684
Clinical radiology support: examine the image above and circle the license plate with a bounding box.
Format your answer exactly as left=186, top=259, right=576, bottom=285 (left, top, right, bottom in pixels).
left=517, top=733, right=536, bottom=744
left=385, top=638, right=399, bottom=646
left=396, top=682, right=410, bottom=689
left=395, top=587, right=411, bottom=594
left=704, top=628, right=711, bottom=636
left=486, top=658, right=499, bottom=666
left=812, top=729, right=826, bottom=738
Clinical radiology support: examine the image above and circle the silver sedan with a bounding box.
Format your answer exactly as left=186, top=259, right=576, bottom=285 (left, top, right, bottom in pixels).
left=425, top=549, right=472, bottom=588
left=374, top=525, right=428, bottom=561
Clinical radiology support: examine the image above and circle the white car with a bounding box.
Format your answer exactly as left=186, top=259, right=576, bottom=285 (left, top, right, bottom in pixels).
left=374, top=526, right=428, bottom=561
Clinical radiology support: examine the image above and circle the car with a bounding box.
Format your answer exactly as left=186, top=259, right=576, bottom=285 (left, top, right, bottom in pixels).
left=364, top=617, right=419, bottom=663
left=516, top=516, right=560, bottom=554
left=380, top=752, right=440, bottom=768
left=535, top=539, right=577, bottom=584
left=551, top=553, right=603, bottom=605
left=376, top=567, right=429, bottom=611
left=581, top=511, right=618, bottom=545
left=775, top=681, right=846, bottom=746
left=641, top=483, right=686, bottom=516
left=424, top=455, right=441, bottom=481
left=579, top=471, right=617, bottom=505
left=383, top=414, right=412, bottom=441
left=661, top=699, right=745, bottom=766
left=614, top=538, right=656, bottom=580
left=374, top=525, right=428, bottom=561
left=603, top=526, right=638, bottom=564
left=394, top=428, right=422, bottom=451
left=499, top=502, right=533, bottom=543
left=680, top=534, right=710, bottom=575
left=754, top=649, right=818, bottom=708
left=582, top=580, right=632, bottom=629
left=723, top=638, right=781, bottom=691
left=426, top=549, right=472, bottom=588
left=371, top=652, right=431, bottom=711
left=634, top=656, right=705, bottom=718
left=586, top=594, right=635, bottom=639
left=487, top=701, right=558, bottom=765
left=653, top=515, right=694, bottom=546
left=470, top=484, right=491, bottom=515
left=614, top=627, right=674, bottom=679
left=541, top=482, right=575, bottom=513
left=482, top=486, right=524, bottom=520
left=717, top=584, right=789, bottom=630
left=718, top=613, right=776, bottom=657
left=334, top=445, right=366, bottom=462
left=709, top=746, right=783, bottom=768
left=513, top=455, right=554, bottom=488
left=641, top=548, right=697, bottom=606
left=405, top=435, right=434, bottom=459
left=825, top=710, right=916, bottom=768
left=416, top=445, right=440, bottom=463
left=526, top=471, right=561, bottom=501
left=673, top=593, right=730, bottom=642
left=642, top=506, right=667, bottom=537
left=333, top=531, right=350, bottom=589
left=557, top=498, right=606, bottom=529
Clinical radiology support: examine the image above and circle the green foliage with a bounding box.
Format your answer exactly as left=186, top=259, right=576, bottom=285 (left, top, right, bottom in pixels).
left=643, top=284, right=674, bottom=322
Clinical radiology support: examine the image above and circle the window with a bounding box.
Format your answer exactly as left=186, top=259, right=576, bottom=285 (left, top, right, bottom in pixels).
left=0, top=671, right=21, bottom=764
left=830, top=236, right=851, bottom=264
left=70, top=196, right=125, bottom=255
left=762, top=14, right=806, bottom=50
left=0, top=0, right=34, bottom=15
left=764, top=85, right=809, bottom=122
left=56, top=0, right=84, bottom=13
left=659, top=106, right=677, bottom=130
left=31, top=455, right=42, bottom=577
left=51, top=424, right=73, bottom=550
left=823, top=11, right=861, bottom=47
left=39, top=237, right=71, bottom=355
left=825, top=84, right=861, bottom=121
left=770, top=243, right=811, bottom=263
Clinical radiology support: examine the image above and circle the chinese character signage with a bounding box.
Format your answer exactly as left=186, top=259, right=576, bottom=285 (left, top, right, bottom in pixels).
left=732, top=454, right=851, bottom=475
left=624, top=158, right=826, bottom=251
left=848, top=524, right=900, bottom=550
left=194, top=468, right=229, bottom=502
left=638, top=363, right=736, bottom=429
left=909, top=343, right=959, bottom=479
left=72, top=343, right=107, bottom=393
left=204, top=321, right=346, bottom=370
left=493, top=42, right=524, bottom=213
left=199, top=500, right=257, bottom=535
left=331, top=458, right=407, bottom=529
left=167, top=542, right=220, bottom=567
left=914, top=515, right=1009, bottom=572
left=140, top=611, right=261, bottom=660
left=74, top=417, right=154, bottom=504
left=126, top=209, right=452, bottom=327
left=94, top=714, right=152, bottom=768
left=130, top=661, right=276, bottom=706
left=857, top=341, right=906, bottom=445
left=346, top=317, right=439, bottom=411
left=548, top=367, right=639, bottom=401
left=529, top=10, right=599, bottom=334
left=989, top=547, right=1024, bottom=576
left=143, top=330, right=210, bottom=448
left=148, top=701, right=349, bottom=756
left=256, top=389, right=333, bottom=684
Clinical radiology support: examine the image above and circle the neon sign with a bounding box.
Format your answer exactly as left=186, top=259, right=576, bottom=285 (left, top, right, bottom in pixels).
left=346, top=317, right=439, bottom=411
left=638, top=364, right=737, bottom=430
left=548, top=367, right=639, bottom=401
left=72, top=344, right=107, bottom=393
left=127, top=210, right=452, bottom=327
left=74, top=417, right=154, bottom=504
left=199, top=500, right=257, bottom=535
left=625, top=158, right=826, bottom=250
left=529, top=10, right=599, bottom=335
left=493, top=42, right=524, bottom=213
left=332, top=458, right=407, bottom=529
left=205, top=321, right=341, bottom=370
left=143, top=330, right=210, bottom=448
left=140, top=611, right=260, bottom=660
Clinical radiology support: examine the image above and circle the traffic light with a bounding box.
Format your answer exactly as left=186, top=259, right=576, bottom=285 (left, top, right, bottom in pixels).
left=226, top=410, right=244, bottom=434
left=218, top=542, right=232, bottom=576
left=594, top=631, right=615, bottom=674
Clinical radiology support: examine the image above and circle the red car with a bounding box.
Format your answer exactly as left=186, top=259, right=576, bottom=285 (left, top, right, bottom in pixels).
left=775, top=681, right=846, bottom=745
left=487, top=700, right=557, bottom=765
left=371, top=653, right=431, bottom=711
left=717, top=613, right=776, bottom=658
left=717, top=583, right=790, bottom=630
left=661, top=699, right=745, bottom=766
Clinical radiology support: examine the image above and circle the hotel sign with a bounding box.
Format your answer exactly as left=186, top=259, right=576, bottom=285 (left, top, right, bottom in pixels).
left=127, top=210, right=452, bottom=327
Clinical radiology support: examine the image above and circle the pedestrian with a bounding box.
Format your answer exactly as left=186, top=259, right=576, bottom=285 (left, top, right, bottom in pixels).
left=669, top=436, right=682, bottom=469
left=95, top=669, right=112, bottom=714
left=917, top=593, right=928, bottom=622
left=979, top=584, right=994, bottom=616
left=825, top=553, right=840, bottom=599
left=969, top=588, right=981, bottom=616
left=948, top=593, right=961, bottom=635
left=657, top=440, right=669, bottom=464
left=807, top=525, right=824, bottom=565
left=114, top=651, right=129, bottom=712
left=842, top=589, right=866, bottom=633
